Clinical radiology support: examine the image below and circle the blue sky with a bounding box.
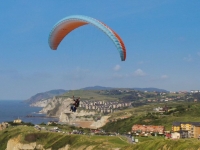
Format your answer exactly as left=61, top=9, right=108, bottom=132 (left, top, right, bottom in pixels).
left=0, top=0, right=200, bottom=99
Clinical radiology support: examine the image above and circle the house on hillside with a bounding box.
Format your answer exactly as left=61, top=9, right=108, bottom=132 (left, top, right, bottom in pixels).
left=181, top=122, right=193, bottom=131
left=165, top=133, right=171, bottom=139
left=191, top=124, right=200, bottom=138
left=162, top=105, right=169, bottom=112
left=172, top=122, right=200, bottom=138
left=172, top=122, right=200, bottom=132
left=90, top=129, right=102, bottom=134
left=172, top=122, right=181, bottom=132
left=171, top=132, right=180, bottom=139
left=13, top=118, right=22, bottom=124
left=190, top=90, right=199, bottom=93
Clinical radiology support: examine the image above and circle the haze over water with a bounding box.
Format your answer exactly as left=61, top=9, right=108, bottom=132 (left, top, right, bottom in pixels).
left=0, top=100, right=58, bottom=124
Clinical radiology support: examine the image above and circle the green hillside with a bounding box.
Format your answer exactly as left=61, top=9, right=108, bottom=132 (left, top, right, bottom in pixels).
left=58, top=89, right=199, bottom=102
left=25, top=89, right=67, bottom=104
left=58, top=88, right=156, bottom=101
left=102, top=102, right=200, bottom=132
left=125, top=138, right=200, bottom=150
left=2, top=125, right=200, bottom=150
left=0, top=126, right=128, bottom=150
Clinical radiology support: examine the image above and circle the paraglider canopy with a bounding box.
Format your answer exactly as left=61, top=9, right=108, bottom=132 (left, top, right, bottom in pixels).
left=48, top=15, right=126, bottom=61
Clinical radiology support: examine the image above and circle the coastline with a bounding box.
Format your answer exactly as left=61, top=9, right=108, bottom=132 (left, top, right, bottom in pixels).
left=0, top=100, right=58, bottom=124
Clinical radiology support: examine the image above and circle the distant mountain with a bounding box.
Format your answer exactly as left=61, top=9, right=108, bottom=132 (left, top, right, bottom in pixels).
left=26, top=86, right=168, bottom=104
left=25, top=89, right=67, bottom=104
left=132, top=87, right=169, bottom=93
left=81, top=86, right=169, bottom=92
left=81, top=86, right=113, bottom=90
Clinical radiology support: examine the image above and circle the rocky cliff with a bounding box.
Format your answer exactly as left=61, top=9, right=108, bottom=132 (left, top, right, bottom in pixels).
left=30, top=98, right=51, bottom=107
left=40, top=97, right=96, bottom=124
left=6, top=136, right=70, bottom=150
left=0, top=122, right=9, bottom=131
left=37, top=96, right=110, bottom=128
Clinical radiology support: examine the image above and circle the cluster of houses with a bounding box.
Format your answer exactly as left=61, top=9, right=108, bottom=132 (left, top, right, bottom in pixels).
left=146, top=98, right=175, bottom=103
left=190, top=90, right=200, bottom=93
left=144, top=90, right=200, bottom=103
left=145, top=96, right=191, bottom=103
left=132, top=124, right=165, bottom=135
left=171, top=122, right=200, bottom=139
left=79, top=100, right=132, bottom=113
left=153, top=105, right=169, bottom=113
left=131, top=122, right=200, bottom=139
left=152, top=104, right=190, bottom=114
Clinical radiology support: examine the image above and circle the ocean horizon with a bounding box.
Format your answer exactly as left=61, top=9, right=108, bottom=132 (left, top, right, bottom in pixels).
left=0, top=100, right=58, bottom=124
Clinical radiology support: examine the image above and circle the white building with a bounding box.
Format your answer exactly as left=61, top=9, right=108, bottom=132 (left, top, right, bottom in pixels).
left=171, top=132, right=180, bottom=139
left=191, top=90, right=199, bottom=93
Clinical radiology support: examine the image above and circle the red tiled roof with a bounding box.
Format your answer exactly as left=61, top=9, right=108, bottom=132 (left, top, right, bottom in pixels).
left=132, top=124, right=164, bottom=132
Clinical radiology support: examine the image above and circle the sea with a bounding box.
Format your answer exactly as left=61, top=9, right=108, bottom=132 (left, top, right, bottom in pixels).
left=0, top=100, right=58, bottom=125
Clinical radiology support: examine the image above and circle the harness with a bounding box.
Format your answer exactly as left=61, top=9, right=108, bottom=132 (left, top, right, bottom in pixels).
left=75, top=99, right=80, bottom=107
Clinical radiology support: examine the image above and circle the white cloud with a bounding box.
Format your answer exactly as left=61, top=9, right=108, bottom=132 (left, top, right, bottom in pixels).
left=183, top=54, right=192, bottom=62
left=161, top=75, right=169, bottom=79
left=134, top=69, right=146, bottom=77
left=113, top=65, right=121, bottom=71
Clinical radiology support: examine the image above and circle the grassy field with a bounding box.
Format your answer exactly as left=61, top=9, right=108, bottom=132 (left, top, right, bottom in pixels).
left=0, top=126, right=129, bottom=150
left=2, top=125, right=200, bottom=149
left=125, top=138, right=200, bottom=150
